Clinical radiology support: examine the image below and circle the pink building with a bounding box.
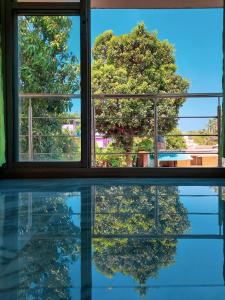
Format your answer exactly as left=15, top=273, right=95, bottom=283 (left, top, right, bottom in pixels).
left=95, top=133, right=111, bottom=148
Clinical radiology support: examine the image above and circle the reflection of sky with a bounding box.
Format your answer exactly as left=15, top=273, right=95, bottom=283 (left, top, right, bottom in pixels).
left=66, top=194, right=81, bottom=213
left=68, top=10, right=223, bottom=131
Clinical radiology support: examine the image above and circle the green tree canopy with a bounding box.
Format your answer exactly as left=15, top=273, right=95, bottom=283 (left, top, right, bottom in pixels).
left=166, top=128, right=187, bottom=150
left=92, top=23, right=189, bottom=165
left=19, top=16, right=79, bottom=95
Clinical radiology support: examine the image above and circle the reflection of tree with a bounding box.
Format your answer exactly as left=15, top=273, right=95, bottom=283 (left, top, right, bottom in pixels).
left=93, top=185, right=190, bottom=295
left=18, top=193, right=80, bottom=300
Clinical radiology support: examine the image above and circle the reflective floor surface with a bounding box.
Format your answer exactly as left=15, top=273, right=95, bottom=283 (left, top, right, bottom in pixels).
left=0, top=179, right=225, bottom=300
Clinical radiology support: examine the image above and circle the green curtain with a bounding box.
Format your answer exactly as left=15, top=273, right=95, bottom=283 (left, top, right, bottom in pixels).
left=0, top=33, right=5, bottom=166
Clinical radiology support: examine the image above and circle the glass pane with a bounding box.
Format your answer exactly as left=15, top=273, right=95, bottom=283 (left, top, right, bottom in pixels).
left=91, top=8, right=223, bottom=168
left=18, top=16, right=81, bottom=162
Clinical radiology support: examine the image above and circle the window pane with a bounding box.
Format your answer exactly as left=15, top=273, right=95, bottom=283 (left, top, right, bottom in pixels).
left=91, top=8, right=223, bottom=168
left=18, top=16, right=81, bottom=162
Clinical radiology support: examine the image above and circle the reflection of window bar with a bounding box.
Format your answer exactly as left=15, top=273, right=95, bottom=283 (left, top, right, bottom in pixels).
left=27, top=192, right=32, bottom=232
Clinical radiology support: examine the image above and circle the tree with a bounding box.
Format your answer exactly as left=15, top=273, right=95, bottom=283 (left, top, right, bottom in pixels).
left=92, top=23, right=189, bottom=166
left=93, top=185, right=190, bottom=295
left=187, top=118, right=218, bottom=146
left=207, top=118, right=217, bottom=134
left=95, top=142, right=127, bottom=167
left=19, top=16, right=80, bottom=161
left=166, top=128, right=187, bottom=150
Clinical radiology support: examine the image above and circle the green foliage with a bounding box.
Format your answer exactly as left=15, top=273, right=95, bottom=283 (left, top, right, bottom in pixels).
left=95, top=142, right=127, bottom=167
left=186, top=118, right=218, bottom=146
left=95, top=131, right=186, bottom=167
left=92, top=23, right=189, bottom=165
left=133, top=137, right=154, bottom=152
left=93, top=185, right=190, bottom=295
left=19, top=16, right=80, bottom=160
left=166, top=128, right=187, bottom=150
left=95, top=137, right=154, bottom=167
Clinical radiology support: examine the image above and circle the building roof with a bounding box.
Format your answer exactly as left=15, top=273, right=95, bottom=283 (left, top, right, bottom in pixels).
left=150, top=153, right=193, bottom=161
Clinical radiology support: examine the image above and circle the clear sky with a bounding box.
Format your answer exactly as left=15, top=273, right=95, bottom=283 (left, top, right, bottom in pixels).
left=70, top=9, right=223, bottom=132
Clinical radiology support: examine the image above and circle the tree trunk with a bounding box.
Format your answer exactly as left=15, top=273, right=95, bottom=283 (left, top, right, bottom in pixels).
left=125, top=151, right=133, bottom=167
left=125, top=140, right=133, bottom=167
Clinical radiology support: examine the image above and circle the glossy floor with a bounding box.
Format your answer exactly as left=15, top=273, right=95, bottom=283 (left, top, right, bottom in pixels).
left=0, top=179, right=225, bottom=300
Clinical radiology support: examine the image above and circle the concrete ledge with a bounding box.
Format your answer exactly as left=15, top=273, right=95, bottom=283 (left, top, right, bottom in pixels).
left=1, top=167, right=225, bottom=179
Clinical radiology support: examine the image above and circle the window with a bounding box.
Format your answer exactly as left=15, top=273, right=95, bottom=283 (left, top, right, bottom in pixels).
left=1, top=0, right=224, bottom=176
left=18, top=15, right=81, bottom=162
left=91, top=6, right=223, bottom=168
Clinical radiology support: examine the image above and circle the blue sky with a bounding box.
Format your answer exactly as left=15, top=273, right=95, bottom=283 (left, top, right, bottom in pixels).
left=70, top=9, right=223, bottom=131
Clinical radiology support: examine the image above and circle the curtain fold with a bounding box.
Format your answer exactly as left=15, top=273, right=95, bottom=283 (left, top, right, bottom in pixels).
left=0, top=33, right=5, bottom=167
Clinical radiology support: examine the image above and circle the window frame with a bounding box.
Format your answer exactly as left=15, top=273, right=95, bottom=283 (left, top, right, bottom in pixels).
left=3, top=0, right=91, bottom=168
left=1, top=0, right=225, bottom=178
left=91, top=0, right=223, bottom=9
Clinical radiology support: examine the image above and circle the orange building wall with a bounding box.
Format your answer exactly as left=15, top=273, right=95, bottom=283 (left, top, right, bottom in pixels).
left=137, top=152, right=218, bottom=167
left=201, top=156, right=218, bottom=167
left=176, top=160, right=191, bottom=167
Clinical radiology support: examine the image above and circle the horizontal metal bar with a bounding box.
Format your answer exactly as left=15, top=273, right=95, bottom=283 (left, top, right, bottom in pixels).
left=95, top=152, right=218, bottom=155
left=20, top=116, right=217, bottom=121
left=93, top=234, right=224, bottom=239
left=92, top=284, right=225, bottom=289
left=20, top=94, right=80, bottom=99
left=160, top=116, right=218, bottom=119
left=20, top=153, right=81, bottom=155
left=21, top=117, right=81, bottom=120
left=20, top=135, right=80, bottom=138
left=178, top=194, right=219, bottom=197
left=164, top=134, right=218, bottom=137
left=93, top=93, right=223, bottom=99
left=17, top=211, right=218, bottom=217
left=19, top=92, right=223, bottom=99
left=95, top=133, right=218, bottom=138
left=94, top=133, right=218, bottom=138
left=93, top=212, right=218, bottom=216
left=161, top=194, right=219, bottom=197
left=96, top=152, right=139, bottom=155
left=158, top=152, right=218, bottom=154
left=94, top=193, right=219, bottom=197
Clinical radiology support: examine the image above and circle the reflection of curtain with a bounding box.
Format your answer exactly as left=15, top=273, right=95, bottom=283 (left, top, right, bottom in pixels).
left=0, top=33, right=5, bottom=166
